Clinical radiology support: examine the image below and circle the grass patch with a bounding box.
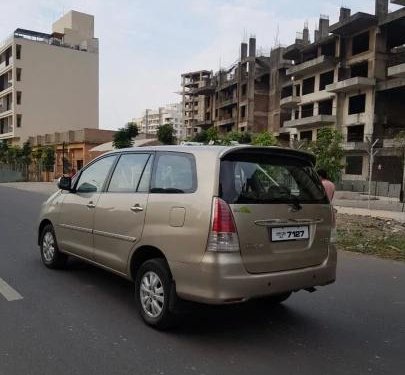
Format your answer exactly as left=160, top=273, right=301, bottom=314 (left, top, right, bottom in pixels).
left=337, top=214, right=405, bottom=262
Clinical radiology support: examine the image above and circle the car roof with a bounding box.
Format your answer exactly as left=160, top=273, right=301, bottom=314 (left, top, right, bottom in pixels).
left=105, top=145, right=316, bottom=164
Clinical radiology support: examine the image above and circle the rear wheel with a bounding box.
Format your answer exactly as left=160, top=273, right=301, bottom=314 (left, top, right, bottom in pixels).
left=40, top=224, right=68, bottom=269
left=135, top=259, right=177, bottom=329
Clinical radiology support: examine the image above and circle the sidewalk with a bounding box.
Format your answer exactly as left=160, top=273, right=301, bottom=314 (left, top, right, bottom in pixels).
left=335, top=206, right=405, bottom=223
left=0, top=182, right=57, bottom=195
left=334, top=191, right=404, bottom=213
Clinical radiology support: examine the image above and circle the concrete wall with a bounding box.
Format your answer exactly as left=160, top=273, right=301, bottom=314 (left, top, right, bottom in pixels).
left=12, top=37, right=98, bottom=144
left=0, top=166, right=24, bottom=182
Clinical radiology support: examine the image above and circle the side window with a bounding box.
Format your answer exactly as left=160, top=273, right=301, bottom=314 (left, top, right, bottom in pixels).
left=108, top=153, right=150, bottom=193
left=76, top=156, right=116, bottom=193
left=151, top=153, right=197, bottom=193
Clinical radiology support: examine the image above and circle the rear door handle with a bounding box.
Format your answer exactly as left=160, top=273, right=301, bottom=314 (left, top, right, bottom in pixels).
left=254, top=218, right=323, bottom=227
left=130, top=204, right=144, bottom=213
left=86, top=202, right=96, bottom=209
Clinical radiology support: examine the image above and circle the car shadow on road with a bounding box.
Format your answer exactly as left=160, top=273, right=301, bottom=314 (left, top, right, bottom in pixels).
left=64, top=257, right=320, bottom=339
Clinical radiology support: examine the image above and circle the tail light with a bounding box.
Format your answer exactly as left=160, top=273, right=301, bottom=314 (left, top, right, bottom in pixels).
left=330, top=207, right=337, bottom=244
left=207, top=197, right=240, bottom=253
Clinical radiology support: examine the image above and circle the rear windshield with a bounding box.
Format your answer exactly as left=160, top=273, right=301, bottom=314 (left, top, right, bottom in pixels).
left=220, top=153, right=328, bottom=205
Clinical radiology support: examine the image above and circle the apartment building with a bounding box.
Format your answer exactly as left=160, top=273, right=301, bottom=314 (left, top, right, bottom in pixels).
left=181, top=70, right=214, bottom=137
left=181, top=37, right=290, bottom=137
left=280, top=0, right=405, bottom=183
left=0, top=10, right=98, bottom=145
left=134, top=103, right=184, bottom=139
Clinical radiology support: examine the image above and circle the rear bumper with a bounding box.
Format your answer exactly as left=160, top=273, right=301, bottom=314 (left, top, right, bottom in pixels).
left=170, top=245, right=337, bottom=304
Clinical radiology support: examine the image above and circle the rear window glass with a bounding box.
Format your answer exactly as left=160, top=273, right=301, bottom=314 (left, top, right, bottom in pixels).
left=220, top=153, right=327, bottom=204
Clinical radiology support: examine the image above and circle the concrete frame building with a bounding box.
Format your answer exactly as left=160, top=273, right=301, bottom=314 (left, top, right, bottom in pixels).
left=181, top=37, right=290, bottom=137
left=280, top=0, right=405, bottom=183
left=0, top=10, right=99, bottom=145
left=134, top=103, right=184, bottom=139
left=181, top=70, right=214, bottom=137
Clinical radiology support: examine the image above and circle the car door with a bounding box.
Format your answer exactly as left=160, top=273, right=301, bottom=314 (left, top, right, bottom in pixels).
left=57, top=154, right=117, bottom=260
left=92, top=152, right=153, bottom=273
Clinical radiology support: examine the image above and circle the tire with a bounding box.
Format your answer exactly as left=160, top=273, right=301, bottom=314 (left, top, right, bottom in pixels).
left=40, top=224, right=68, bottom=269
left=135, top=259, right=177, bottom=330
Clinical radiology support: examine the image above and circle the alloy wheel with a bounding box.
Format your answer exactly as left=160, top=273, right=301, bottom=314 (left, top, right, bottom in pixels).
left=140, top=271, right=165, bottom=318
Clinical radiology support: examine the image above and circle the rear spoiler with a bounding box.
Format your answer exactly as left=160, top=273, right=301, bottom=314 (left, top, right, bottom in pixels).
left=219, top=146, right=316, bottom=166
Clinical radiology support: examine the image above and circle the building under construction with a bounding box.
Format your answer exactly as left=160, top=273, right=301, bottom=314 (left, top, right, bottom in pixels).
left=180, top=0, right=405, bottom=185
left=180, top=37, right=290, bottom=137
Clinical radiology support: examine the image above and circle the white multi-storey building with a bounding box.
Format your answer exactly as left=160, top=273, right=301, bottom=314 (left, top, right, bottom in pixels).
left=133, top=103, right=184, bottom=139
left=0, top=10, right=99, bottom=145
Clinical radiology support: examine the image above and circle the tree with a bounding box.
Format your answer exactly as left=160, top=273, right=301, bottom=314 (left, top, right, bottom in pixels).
left=221, top=131, right=252, bottom=145
left=21, top=142, right=32, bottom=166
left=206, top=127, right=219, bottom=143
left=0, top=140, right=9, bottom=164
left=157, top=124, right=176, bottom=145
left=307, top=128, right=344, bottom=183
left=251, top=131, right=278, bottom=146
left=192, top=130, right=208, bottom=143
left=41, top=146, right=55, bottom=172
left=113, top=122, right=139, bottom=149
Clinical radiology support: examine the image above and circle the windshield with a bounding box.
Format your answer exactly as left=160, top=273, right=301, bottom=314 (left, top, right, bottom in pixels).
left=220, top=153, right=328, bottom=205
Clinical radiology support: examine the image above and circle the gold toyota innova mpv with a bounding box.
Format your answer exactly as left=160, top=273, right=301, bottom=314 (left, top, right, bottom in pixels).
left=38, top=146, right=337, bottom=328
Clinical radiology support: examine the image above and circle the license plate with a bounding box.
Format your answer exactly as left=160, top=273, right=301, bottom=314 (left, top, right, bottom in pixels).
left=271, top=226, right=309, bottom=242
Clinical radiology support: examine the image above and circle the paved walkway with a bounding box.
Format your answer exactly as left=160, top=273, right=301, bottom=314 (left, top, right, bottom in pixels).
left=335, top=205, right=405, bottom=223
left=0, top=182, right=57, bottom=195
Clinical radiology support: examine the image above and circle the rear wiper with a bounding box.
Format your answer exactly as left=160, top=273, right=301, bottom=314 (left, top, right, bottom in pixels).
left=288, top=195, right=302, bottom=212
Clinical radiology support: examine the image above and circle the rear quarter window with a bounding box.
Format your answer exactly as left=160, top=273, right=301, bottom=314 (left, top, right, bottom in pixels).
left=151, top=152, right=197, bottom=194
left=220, top=152, right=327, bottom=204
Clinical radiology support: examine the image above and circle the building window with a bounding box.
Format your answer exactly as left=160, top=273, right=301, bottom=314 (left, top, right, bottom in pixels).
left=281, top=85, right=293, bottom=99
left=321, top=41, right=336, bottom=57
left=345, top=156, right=363, bottom=175
left=347, top=125, right=364, bottom=142
left=16, top=114, right=22, bottom=128
left=16, top=68, right=21, bottom=81
left=350, top=61, right=368, bottom=78
left=295, top=85, right=301, bottom=97
left=241, top=84, right=247, bottom=96
left=300, top=130, right=313, bottom=141
left=301, top=103, right=314, bottom=118
left=302, top=76, right=315, bottom=95
left=318, top=99, right=333, bottom=115
left=16, top=45, right=21, bottom=60
left=319, top=70, right=334, bottom=91
left=241, top=105, right=246, bottom=119
left=17, top=91, right=21, bottom=105
left=352, top=31, right=369, bottom=56
left=348, top=94, right=366, bottom=115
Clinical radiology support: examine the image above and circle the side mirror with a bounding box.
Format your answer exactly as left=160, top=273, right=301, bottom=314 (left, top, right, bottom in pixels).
left=57, top=176, right=72, bottom=191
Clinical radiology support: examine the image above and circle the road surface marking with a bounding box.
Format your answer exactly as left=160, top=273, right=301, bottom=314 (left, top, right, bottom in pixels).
left=0, top=277, right=23, bottom=301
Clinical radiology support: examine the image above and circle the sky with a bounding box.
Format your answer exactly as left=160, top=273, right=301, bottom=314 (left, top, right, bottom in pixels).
left=0, top=0, right=398, bottom=130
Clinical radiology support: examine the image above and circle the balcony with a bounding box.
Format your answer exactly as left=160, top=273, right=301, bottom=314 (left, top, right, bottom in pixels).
left=217, top=97, right=237, bottom=109
left=280, top=95, right=301, bottom=109
left=326, top=77, right=375, bottom=93
left=286, top=55, right=337, bottom=78
left=391, top=0, right=405, bottom=5
left=284, top=115, right=336, bottom=128
left=343, top=142, right=368, bottom=151
left=387, top=51, right=405, bottom=78
left=217, top=116, right=236, bottom=127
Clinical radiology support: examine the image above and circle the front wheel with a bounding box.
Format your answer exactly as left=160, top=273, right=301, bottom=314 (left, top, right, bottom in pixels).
left=135, top=259, right=177, bottom=329
left=40, top=224, right=68, bottom=269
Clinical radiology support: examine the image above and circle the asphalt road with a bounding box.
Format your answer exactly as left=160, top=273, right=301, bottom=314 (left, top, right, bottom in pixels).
left=0, top=185, right=404, bottom=375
